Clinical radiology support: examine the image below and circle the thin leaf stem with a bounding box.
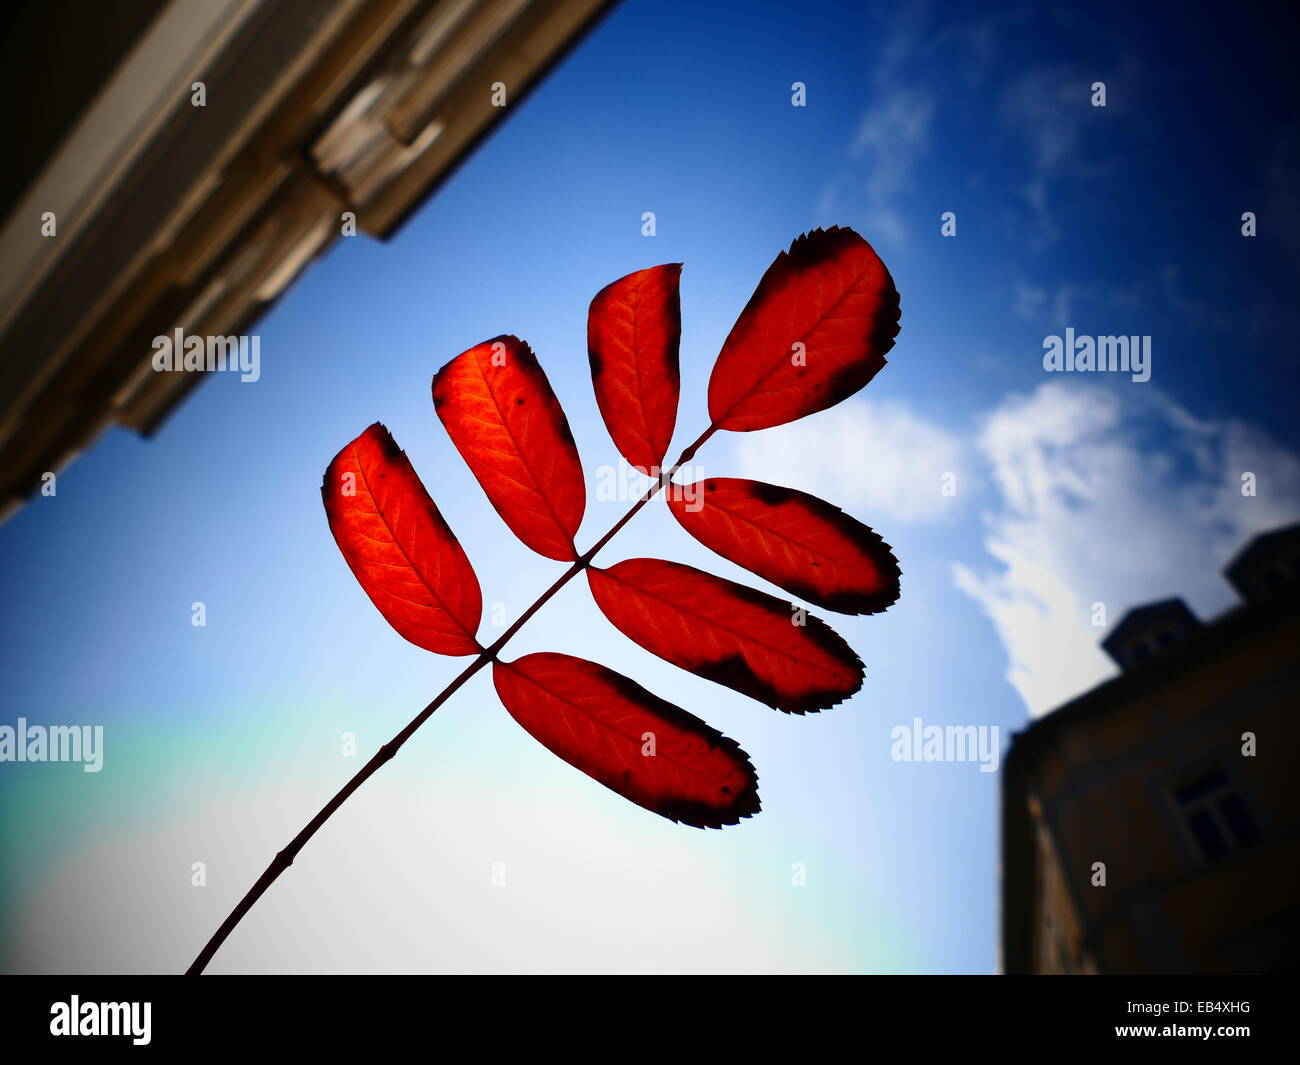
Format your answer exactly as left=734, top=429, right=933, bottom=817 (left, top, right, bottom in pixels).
left=186, top=423, right=717, bottom=973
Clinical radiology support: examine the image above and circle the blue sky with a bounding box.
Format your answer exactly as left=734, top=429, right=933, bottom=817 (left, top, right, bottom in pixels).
left=2, top=0, right=1298, bottom=973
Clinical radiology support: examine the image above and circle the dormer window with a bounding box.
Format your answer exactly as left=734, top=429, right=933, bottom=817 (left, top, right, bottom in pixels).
left=1103, top=599, right=1201, bottom=672
left=1225, top=522, right=1300, bottom=603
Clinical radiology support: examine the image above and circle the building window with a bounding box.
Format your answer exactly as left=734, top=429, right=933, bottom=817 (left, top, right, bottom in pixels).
left=1172, top=770, right=1260, bottom=862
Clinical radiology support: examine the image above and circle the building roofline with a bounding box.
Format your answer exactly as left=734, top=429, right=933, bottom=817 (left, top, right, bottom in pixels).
left=1009, top=585, right=1299, bottom=761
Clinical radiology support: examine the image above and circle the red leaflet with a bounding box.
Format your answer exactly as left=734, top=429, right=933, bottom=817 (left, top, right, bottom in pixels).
left=493, top=652, right=760, bottom=829
left=587, top=558, right=863, bottom=714
left=322, top=423, right=481, bottom=655
left=707, top=226, right=901, bottom=432
left=667, top=478, right=901, bottom=615
left=432, top=335, right=585, bottom=561
left=587, top=263, right=682, bottom=474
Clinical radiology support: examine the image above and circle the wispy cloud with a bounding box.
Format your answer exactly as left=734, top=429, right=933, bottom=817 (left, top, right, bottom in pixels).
left=994, top=49, right=1142, bottom=250
left=818, top=3, right=948, bottom=248
left=853, top=88, right=935, bottom=202
left=1007, top=273, right=1142, bottom=332
left=824, top=4, right=1121, bottom=251
left=997, top=64, right=1097, bottom=247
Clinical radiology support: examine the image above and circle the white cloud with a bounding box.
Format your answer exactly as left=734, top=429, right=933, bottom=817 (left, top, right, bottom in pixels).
left=729, top=398, right=965, bottom=524
left=954, top=381, right=1300, bottom=716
